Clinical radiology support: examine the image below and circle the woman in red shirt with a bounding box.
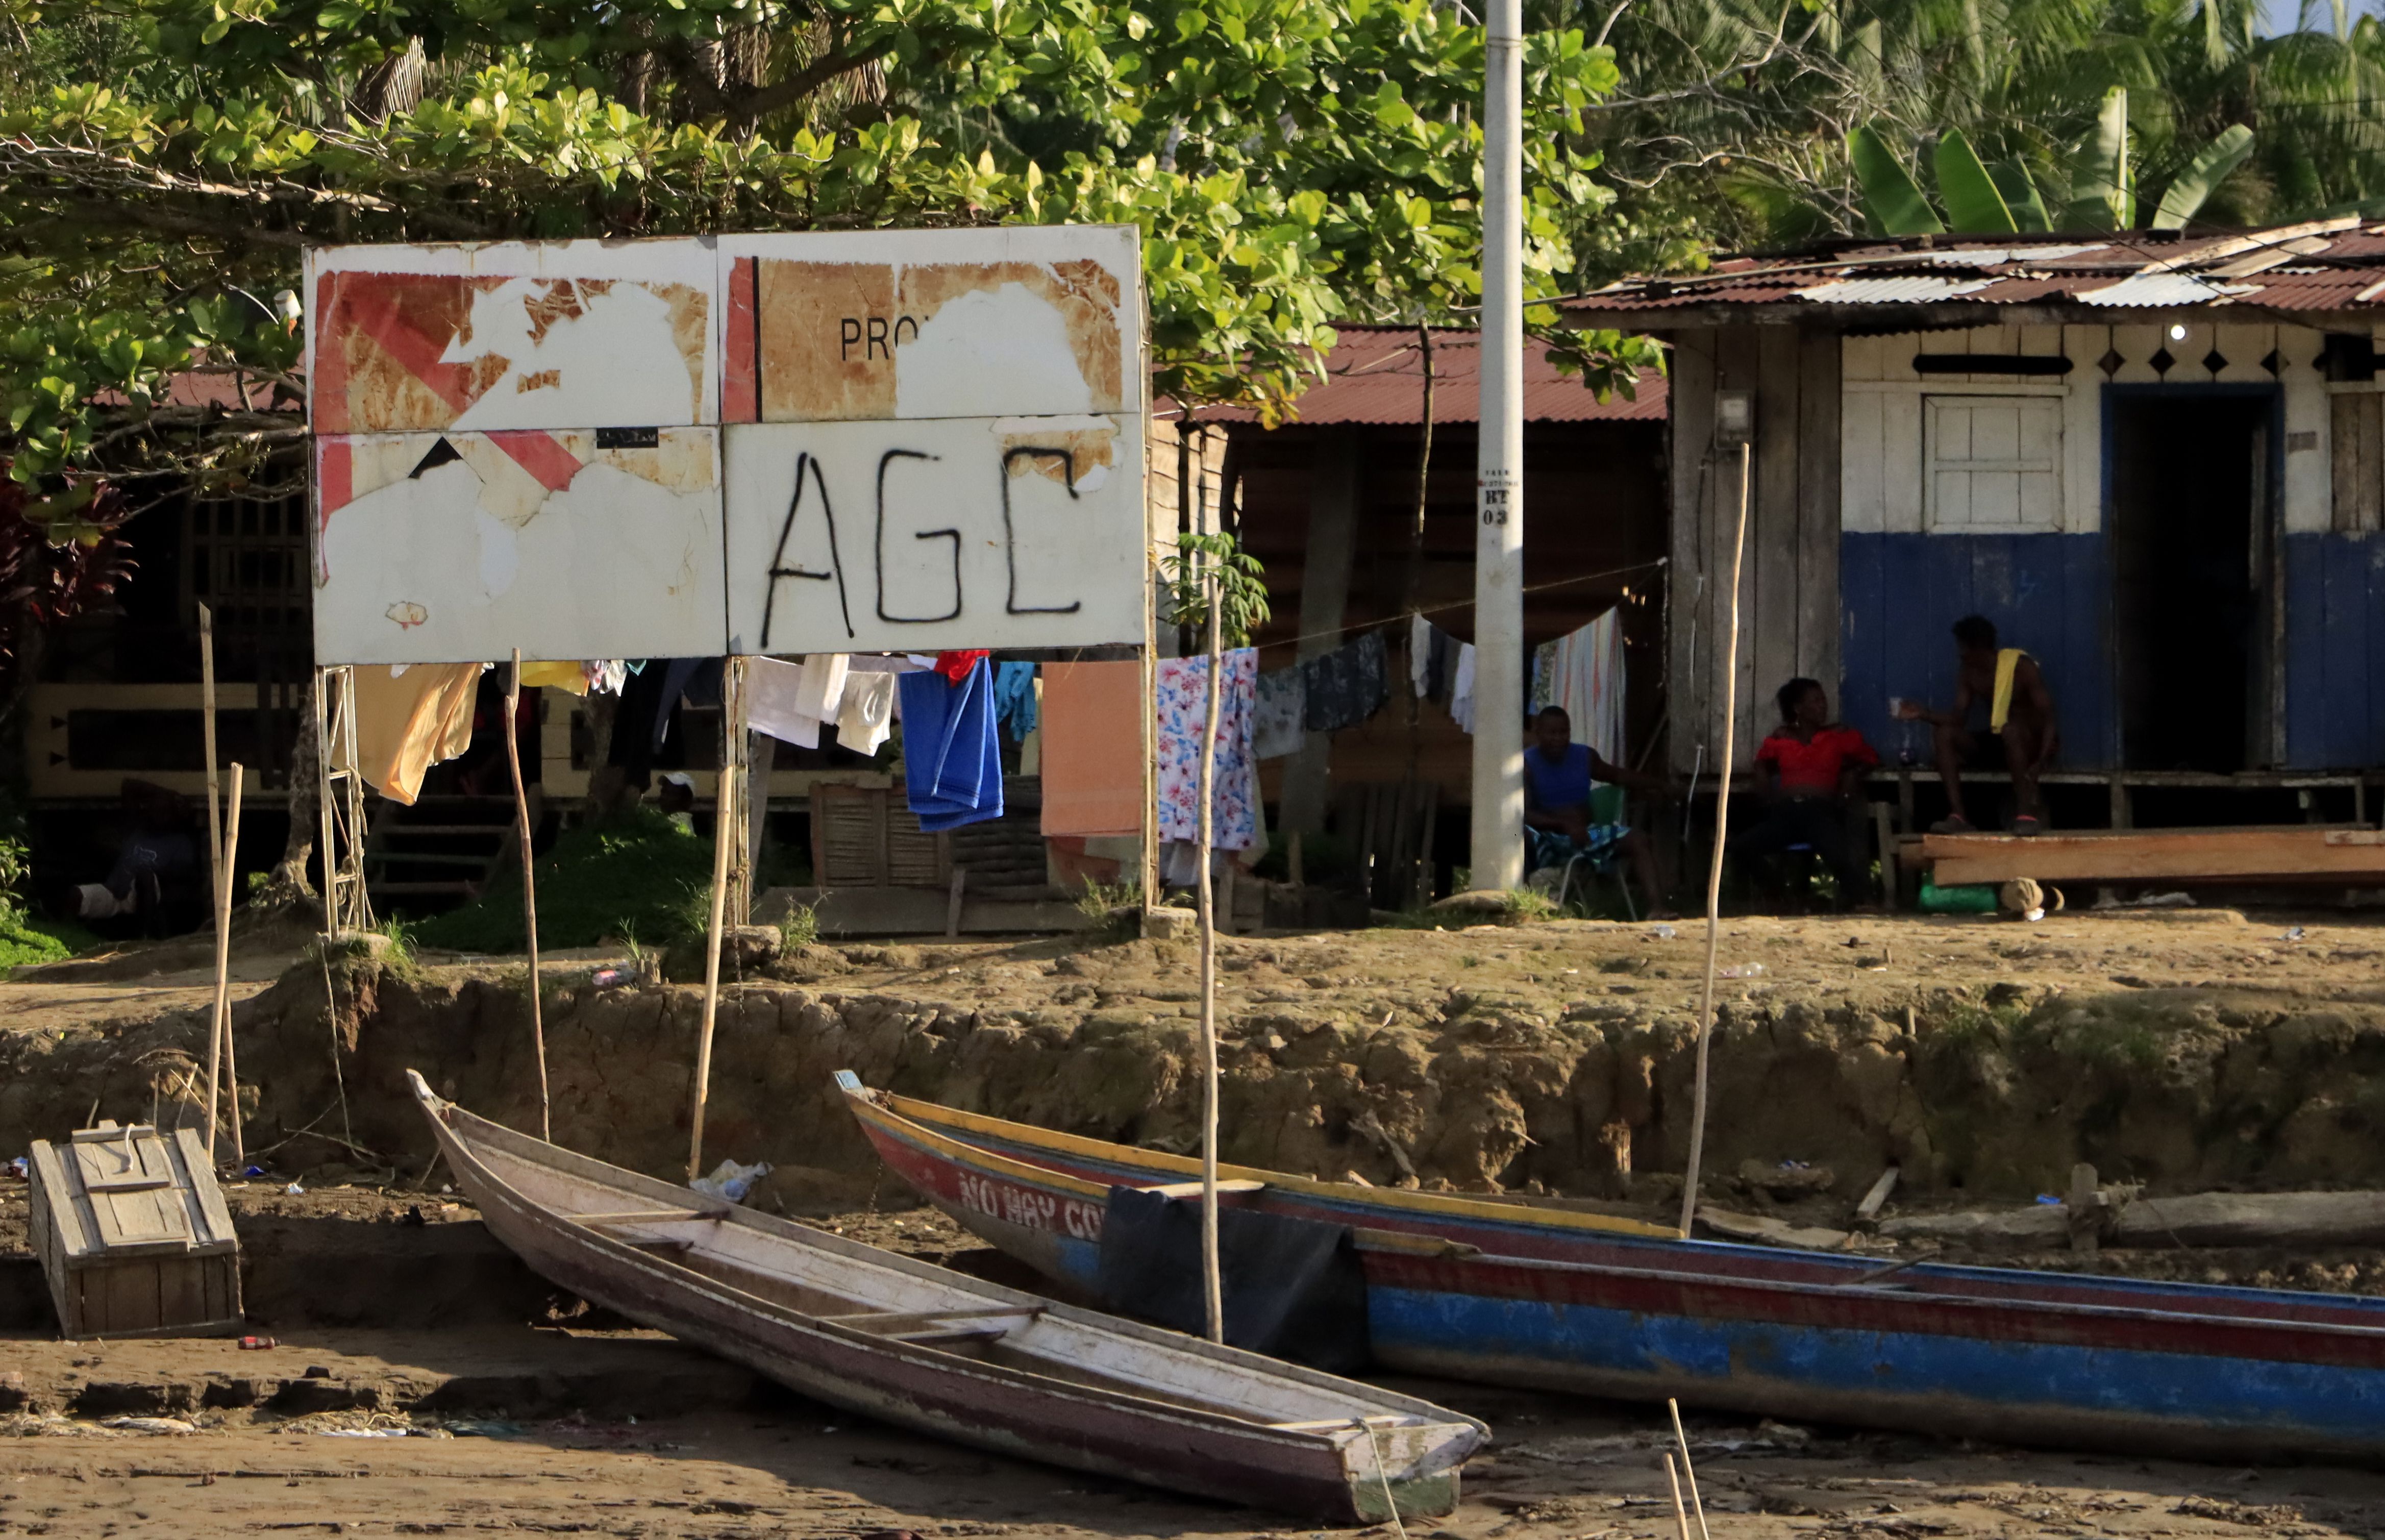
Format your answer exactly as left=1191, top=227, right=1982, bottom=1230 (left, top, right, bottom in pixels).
left=1739, top=678, right=1879, bottom=907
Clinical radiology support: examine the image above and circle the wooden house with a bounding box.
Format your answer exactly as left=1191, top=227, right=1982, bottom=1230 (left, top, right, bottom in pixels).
left=1568, top=220, right=2385, bottom=827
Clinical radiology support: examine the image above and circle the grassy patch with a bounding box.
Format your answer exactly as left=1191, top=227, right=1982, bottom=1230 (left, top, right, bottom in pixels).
left=411, top=807, right=716, bottom=954
left=0, top=911, right=98, bottom=970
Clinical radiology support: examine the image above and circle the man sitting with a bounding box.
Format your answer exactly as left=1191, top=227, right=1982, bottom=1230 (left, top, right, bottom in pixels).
left=1740, top=678, right=1879, bottom=907
left=1523, top=705, right=1671, bottom=913
left=1893, top=614, right=2059, bottom=835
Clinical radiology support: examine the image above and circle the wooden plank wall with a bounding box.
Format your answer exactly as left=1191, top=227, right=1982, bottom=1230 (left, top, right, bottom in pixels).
left=1666, top=325, right=1840, bottom=774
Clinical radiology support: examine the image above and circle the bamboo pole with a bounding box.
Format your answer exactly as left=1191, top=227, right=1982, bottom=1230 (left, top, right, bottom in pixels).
left=686, top=658, right=746, bottom=1184
left=1196, top=559, right=1225, bottom=1345
left=506, top=651, right=551, bottom=1142
left=1668, top=1399, right=1711, bottom=1540
left=205, top=763, right=244, bottom=1162
left=1662, top=1453, right=1695, bottom=1540
left=1678, top=441, right=1751, bottom=1237
left=314, top=669, right=338, bottom=941
left=199, top=604, right=222, bottom=940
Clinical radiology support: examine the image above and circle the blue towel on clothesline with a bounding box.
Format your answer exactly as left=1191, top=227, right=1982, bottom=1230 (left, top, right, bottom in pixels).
left=898, top=659, right=1005, bottom=831
left=992, top=660, right=1039, bottom=740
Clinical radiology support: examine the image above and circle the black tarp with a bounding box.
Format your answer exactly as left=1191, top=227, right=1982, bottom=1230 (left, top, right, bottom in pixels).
left=1097, top=1186, right=1371, bottom=1372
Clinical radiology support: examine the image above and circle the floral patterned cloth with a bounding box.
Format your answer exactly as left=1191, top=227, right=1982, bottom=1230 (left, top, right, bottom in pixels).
left=1155, top=649, right=1260, bottom=850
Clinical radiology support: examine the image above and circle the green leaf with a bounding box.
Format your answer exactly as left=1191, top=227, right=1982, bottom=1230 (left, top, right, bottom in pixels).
left=1933, top=129, right=2016, bottom=234
left=2061, top=88, right=2131, bottom=231
left=1990, top=160, right=2053, bottom=233
left=2151, top=123, right=2255, bottom=230
left=1848, top=122, right=1944, bottom=236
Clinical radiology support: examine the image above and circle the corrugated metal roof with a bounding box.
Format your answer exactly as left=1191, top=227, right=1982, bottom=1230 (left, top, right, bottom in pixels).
left=1194, top=326, right=1665, bottom=427
left=1794, top=276, right=1996, bottom=303
left=1568, top=216, right=2385, bottom=321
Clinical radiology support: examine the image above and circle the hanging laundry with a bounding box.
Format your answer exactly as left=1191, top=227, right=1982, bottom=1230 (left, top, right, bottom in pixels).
left=1528, top=637, right=1560, bottom=717
left=1408, top=614, right=1454, bottom=703
left=747, top=656, right=824, bottom=748
left=517, top=660, right=588, bottom=695
left=897, top=660, right=1005, bottom=831
left=1450, top=643, right=1478, bottom=733
left=796, top=653, right=849, bottom=723
left=1040, top=660, right=1144, bottom=837
left=934, top=649, right=990, bottom=684
left=340, top=663, right=482, bottom=806
left=1019, top=676, right=1046, bottom=777
left=992, top=661, right=1039, bottom=740
left=1300, top=629, right=1389, bottom=733
left=836, top=669, right=899, bottom=756
left=1542, top=608, right=1627, bottom=768
left=1252, top=667, right=1306, bottom=761
left=650, top=658, right=724, bottom=752
left=1155, top=650, right=1259, bottom=850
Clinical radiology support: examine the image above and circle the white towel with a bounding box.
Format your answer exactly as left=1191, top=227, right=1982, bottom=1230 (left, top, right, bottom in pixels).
left=837, top=669, right=898, bottom=755
left=796, top=653, right=849, bottom=722
left=1450, top=643, right=1478, bottom=734
left=747, top=656, right=823, bottom=748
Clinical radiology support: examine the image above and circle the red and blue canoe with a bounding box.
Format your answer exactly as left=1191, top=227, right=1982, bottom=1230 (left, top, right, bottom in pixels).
left=839, top=1072, right=2385, bottom=1466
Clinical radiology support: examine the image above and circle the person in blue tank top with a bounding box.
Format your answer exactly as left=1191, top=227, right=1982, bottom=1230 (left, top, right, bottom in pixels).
left=1524, top=706, right=1673, bottom=914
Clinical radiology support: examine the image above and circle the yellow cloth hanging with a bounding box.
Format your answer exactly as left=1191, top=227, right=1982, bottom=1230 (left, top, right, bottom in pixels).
left=517, top=660, right=589, bottom=696
left=1989, top=649, right=2030, bottom=733
left=337, top=664, right=481, bottom=806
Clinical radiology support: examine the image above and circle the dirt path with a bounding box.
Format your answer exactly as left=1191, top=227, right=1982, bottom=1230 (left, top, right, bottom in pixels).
left=7, top=1354, right=2384, bottom=1539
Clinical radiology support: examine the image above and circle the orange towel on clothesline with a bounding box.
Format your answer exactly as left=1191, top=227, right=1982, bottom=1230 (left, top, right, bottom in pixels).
left=337, top=663, right=482, bottom=807
left=1039, top=660, right=1144, bottom=838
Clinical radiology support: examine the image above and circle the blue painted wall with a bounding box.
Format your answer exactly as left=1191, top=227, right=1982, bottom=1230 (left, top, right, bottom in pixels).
left=2284, top=532, right=2385, bottom=768
left=1840, top=532, right=2115, bottom=769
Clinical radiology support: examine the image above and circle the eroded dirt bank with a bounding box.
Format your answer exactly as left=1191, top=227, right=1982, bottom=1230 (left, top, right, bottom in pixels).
left=8, top=911, right=2385, bottom=1209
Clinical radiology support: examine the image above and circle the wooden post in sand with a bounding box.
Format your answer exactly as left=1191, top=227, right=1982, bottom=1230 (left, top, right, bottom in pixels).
left=687, top=658, right=747, bottom=1184
left=1678, top=441, right=1751, bottom=1237
left=206, top=763, right=245, bottom=1162
left=199, top=604, right=222, bottom=937
left=506, top=651, right=551, bottom=1142
left=1195, top=556, right=1225, bottom=1345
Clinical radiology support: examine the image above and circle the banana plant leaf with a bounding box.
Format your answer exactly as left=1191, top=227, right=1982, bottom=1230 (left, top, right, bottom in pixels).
left=2060, top=88, right=2132, bottom=231
left=2152, top=123, right=2255, bottom=230
left=1934, top=129, right=2018, bottom=233
left=1850, top=122, right=1945, bottom=236
left=1991, top=159, right=2053, bottom=233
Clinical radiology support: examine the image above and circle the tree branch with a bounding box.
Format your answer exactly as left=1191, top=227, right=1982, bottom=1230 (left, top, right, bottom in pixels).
left=729, top=34, right=901, bottom=125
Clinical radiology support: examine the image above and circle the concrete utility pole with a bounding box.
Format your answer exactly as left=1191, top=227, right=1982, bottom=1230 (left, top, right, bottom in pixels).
left=1470, top=0, right=1526, bottom=890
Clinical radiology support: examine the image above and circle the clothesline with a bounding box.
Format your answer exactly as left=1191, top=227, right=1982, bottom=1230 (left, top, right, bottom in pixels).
left=1245, top=556, right=1669, bottom=657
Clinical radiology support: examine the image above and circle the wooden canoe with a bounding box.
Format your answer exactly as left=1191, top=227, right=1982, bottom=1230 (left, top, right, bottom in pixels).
left=407, top=1071, right=1482, bottom=1522
left=841, top=1074, right=2385, bottom=1465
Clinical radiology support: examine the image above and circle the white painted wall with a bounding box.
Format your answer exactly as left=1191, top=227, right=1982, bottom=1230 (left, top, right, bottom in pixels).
left=1841, top=320, right=2333, bottom=537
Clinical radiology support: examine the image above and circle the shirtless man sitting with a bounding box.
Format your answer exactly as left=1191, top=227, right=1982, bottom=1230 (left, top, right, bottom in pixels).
left=1893, top=614, right=2059, bottom=836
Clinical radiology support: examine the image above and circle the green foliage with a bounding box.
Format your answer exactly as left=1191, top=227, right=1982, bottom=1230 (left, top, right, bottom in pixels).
left=0, top=909, right=94, bottom=968
left=1932, top=129, right=2017, bottom=233
left=2153, top=122, right=2256, bottom=228
left=0, top=0, right=1651, bottom=499
left=2066, top=87, right=2136, bottom=231
left=1160, top=531, right=1270, bottom=648
left=410, top=806, right=714, bottom=953
left=1850, top=122, right=1945, bottom=235
left=776, top=898, right=819, bottom=951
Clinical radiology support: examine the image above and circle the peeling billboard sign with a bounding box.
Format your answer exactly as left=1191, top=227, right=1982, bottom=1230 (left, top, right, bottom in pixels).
left=305, top=228, right=1142, bottom=665
left=722, top=415, right=1142, bottom=655
left=717, top=227, right=1135, bottom=423
left=306, top=239, right=719, bottom=434
left=313, top=429, right=728, bottom=665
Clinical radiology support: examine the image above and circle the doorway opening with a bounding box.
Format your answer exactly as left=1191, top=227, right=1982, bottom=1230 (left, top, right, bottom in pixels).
left=2106, top=389, right=2277, bottom=773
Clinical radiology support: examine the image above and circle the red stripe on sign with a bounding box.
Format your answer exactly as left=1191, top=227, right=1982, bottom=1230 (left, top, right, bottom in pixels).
left=316, top=437, right=355, bottom=518
left=311, top=271, right=352, bottom=433
left=314, top=273, right=490, bottom=432
left=723, top=257, right=758, bottom=422
left=486, top=430, right=584, bottom=492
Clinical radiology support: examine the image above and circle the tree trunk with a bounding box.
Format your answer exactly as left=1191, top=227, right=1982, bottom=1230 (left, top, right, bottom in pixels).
left=258, top=670, right=319, bottom=911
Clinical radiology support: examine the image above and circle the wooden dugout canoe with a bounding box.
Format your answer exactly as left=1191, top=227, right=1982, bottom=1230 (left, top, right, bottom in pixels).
left=407, top=1071, right=1483, bottom=1522
left=840, top=1073, right=2385, bottom=1466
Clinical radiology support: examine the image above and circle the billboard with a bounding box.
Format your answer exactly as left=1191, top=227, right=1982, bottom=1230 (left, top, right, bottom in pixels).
left=304, top=229, right=1145, bottom=666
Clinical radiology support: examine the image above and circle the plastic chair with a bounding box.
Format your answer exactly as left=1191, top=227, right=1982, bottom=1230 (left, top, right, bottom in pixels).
left=1554, top=785, right=1637, bottom=920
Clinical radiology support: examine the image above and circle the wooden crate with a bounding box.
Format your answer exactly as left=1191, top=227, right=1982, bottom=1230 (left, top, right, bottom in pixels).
left=27, top=1122, right=242, bottom=1339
